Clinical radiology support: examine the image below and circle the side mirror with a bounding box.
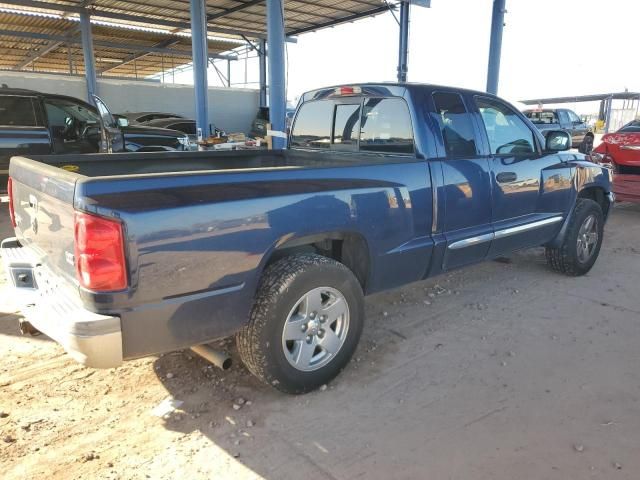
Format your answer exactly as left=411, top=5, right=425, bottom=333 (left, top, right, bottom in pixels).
left=545, top=130, right=571, bottom=152
left=117, top=117, right=129, bottom=128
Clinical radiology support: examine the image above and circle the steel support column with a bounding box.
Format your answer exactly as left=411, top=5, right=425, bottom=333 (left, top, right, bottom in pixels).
left=486, top=0, right=506, bottom=94
left=266, top=0, right=286, bottom=149
left=190, top=0, right=209, bottom=138
left=604, top=95, right=613, bottom=133
left=259, top=39, right=267, bottom=108
left=397, top=1, right=410, bottom=83
left=79, top=11, right=97, bottom=100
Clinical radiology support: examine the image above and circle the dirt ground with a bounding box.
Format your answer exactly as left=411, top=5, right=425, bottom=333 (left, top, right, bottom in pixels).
left=1, top=203, right=639, bottom=480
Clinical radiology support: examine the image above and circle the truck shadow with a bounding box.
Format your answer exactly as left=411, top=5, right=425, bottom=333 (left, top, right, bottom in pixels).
left=150, top=298, right=409, bottom=478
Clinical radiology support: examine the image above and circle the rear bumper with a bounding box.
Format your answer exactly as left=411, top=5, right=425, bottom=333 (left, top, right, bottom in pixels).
left=1, top=238, right=123, bottom=368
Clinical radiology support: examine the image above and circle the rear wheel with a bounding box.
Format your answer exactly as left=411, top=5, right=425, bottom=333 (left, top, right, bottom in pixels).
left=545, top=198, right=604, bottom=276
left=236, top=254, right=364, bottom=394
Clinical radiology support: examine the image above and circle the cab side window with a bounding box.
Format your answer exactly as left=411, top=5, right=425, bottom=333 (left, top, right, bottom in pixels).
left=360, top=98, right=414, bottom=154
left=557, top=110, right=570, bottom=125
left=476, top=97, right=536, bottom=155
left=432, top=92, right=477, bottom=157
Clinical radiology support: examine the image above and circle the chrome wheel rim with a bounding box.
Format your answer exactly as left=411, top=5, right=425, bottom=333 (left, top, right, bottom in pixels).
left=576, top=214, right=598, bottom=263
left=281, top=286, right=350, bottom=372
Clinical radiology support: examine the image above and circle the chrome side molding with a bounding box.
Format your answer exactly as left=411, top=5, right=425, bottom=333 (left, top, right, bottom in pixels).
left=448, top=216, right=564, bottom=250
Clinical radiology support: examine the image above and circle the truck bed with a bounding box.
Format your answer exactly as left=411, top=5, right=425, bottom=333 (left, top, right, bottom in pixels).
left=8, top=149, right=432, bottom=359
left=27, top=149, right=384, bottom=178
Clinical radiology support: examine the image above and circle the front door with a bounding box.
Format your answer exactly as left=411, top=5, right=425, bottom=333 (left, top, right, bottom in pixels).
left=431, top=91, right=493, bottom=270
left=473, top=96, right=571, bottom=257
left=92, top=95, right=125, bottom=153
left=43, top=97, right=102, bottom=154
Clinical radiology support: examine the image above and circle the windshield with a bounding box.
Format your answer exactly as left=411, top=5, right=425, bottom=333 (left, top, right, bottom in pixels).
left=524, top=110, right=558, bottom=124
left=619, top=120, right=640, bottom=133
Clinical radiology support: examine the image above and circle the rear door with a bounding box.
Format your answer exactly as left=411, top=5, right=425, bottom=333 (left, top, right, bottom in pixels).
left=430, top=91, right=493, bottom=270
left=473, top=96, right=570, bottom=256
left=0, top=95, right=51, bottom=189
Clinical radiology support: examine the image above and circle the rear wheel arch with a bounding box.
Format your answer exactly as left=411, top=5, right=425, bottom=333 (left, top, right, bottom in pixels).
left=263, top=232, right=371, bottom=292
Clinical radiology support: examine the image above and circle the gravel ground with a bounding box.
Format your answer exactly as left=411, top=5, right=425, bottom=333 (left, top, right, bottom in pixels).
left=1, top=203, right=639, bottom=480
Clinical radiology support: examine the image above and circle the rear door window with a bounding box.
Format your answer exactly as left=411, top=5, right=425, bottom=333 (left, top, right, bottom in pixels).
left=557, top=110, right=570, bottom=125
left=432, top=92, right=478, bottom=157
left=290, top=100, right=333, bottom=149
left=359, top=98, right=414, bottom=154
left=476, top=97, right=536, bottom=155
left=0, top=96, right=39, bottom=126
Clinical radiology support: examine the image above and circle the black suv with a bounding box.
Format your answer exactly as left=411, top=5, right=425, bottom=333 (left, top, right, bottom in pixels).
left=0, top=87, right=190, bottom=189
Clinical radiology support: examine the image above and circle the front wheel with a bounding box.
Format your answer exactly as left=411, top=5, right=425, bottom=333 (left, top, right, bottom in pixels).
left=236, top=254, right=364, bottom=394
left=545, top=198, right=604, bottom=276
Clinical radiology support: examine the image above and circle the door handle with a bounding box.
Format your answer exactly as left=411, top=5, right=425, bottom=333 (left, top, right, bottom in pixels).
left=496, top=172, right=517, bottom=183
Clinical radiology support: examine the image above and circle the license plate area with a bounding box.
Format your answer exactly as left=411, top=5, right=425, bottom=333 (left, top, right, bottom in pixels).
left=9, top=266, right=37, bottom=290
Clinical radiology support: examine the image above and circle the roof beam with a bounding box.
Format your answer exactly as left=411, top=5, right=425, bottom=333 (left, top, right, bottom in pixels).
left=11, top=0, right=94, bottom=69
left=14, top=33, right=75, bottom=69
left=97, top=37, right=179, bottom=74
left=0, top=0, right=271, bottom=39
left=0, top=29, right=238, bottom=60
left=287, top=5, right=392, bottom=36
left=207, top=0, right=263, bottom=21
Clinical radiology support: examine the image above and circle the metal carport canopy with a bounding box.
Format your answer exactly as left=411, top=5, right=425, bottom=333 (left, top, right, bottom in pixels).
left=0, top=0, right=392, bottom=39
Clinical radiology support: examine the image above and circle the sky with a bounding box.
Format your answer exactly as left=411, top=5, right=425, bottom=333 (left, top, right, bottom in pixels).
left=182, top=0, right=639, bottom=114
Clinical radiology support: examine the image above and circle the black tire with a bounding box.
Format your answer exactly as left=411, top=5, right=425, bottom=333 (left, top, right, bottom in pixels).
left=579, top=135, right=594, bottom=154
left=236, top=254, right=364, bottom=394
left=545, top=198, right=604, bottom=276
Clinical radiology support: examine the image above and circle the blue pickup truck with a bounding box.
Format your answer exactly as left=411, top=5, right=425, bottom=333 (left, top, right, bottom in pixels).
left=2, top=83, right=613, bottom=393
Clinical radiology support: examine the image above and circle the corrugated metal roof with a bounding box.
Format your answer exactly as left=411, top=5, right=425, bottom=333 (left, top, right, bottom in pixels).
left=0, top=0, right=391, bottom=77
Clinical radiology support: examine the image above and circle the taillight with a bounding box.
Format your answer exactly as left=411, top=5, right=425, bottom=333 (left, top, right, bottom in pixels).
left=74, top=211, right=127, bottom=291
left=7, top=177, right=16, bottom=228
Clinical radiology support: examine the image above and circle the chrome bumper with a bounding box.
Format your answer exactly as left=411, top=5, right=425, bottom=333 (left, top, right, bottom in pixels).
left=1, top=237, right=123, bottom=368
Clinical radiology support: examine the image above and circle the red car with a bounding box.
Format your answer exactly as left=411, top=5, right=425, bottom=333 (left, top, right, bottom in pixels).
left=592, top=120, right=640, bottom=203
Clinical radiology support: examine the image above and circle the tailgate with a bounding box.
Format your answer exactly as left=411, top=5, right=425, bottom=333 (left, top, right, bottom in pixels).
left=8, top=156, right=83, bottom=283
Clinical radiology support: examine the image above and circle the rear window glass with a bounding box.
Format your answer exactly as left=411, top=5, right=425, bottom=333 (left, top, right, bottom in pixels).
left=619, top=120, right=640, bottom=133
left=432, top=92, right=477, bottom=157
left=524, top=110, right=558, bottom=124
left=0, top=96, right=39, bottom=126
left=360, top=98, right=414, bottom=154
left=332, top=104, right=360, bottom=146
left=290, top=101, right=333, bottom=149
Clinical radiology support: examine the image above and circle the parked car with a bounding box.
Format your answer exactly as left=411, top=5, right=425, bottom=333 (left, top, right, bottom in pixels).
left=249, top=106, right=269, bottom=138
left=2, top=83, right=613, bottom=394
left=143, top=118, right=198, bottom=150
left=523, top=108, right=594, bottom=153
left=591, top=119, right=640, bottom=202
left=115, top=111, right=185, bottom=125
left=0, top=87, right=190, bottom=190
left=249, top=107, right=296, bottom=139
